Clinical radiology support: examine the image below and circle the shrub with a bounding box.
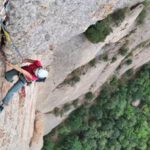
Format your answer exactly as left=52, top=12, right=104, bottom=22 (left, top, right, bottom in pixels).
left=58, top=125, right=71, bottom=136
left=64, top=70, right=81, bottom=86
left=137, top=8, right=147, bottom=25
left=89, top=59, right=96, bottom=67
left=110, top=76, right=118, bottom=87
left=50, top=129, right=56, bottom=136
left=42, top=136, right=54, bottom=150
left=85, top=92, right=94, bottom=101
left=125, top=59, right=132, bottom=65
left=111, top=56, right=117, bottom=63
left=119, top=47, right=128, bottom=56
left=84, top=8, right=126, bottom=43
left=125, top=68, right=134, bottom=77
left=144, top=0, right=150, bottom=8
left=116, top=64, right=122, bottom=70
left=53, top=108, right=65, bottom=117
left=101, top=53, right=108, bottom=61
left=72, top=76, right=80, bottom=82
left=84, top=16, right=112, bottom=43
left=70, top=75, right=80, bottom=85
left=72, top=99, right=79, bottom=108
left=136, top=0, right=149, bottom=25
left=67, top=110, right=84, bottom=130
left=63, top=103, right=72, bottom=112
left=53, top=107, right=61, bottom=117
left=111, top=8, right=126, bottom=25
left=59, top=109, right=65, bottom=117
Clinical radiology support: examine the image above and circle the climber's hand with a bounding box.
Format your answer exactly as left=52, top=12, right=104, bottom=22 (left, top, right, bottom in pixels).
left=22, top=59, right=28, bottom=64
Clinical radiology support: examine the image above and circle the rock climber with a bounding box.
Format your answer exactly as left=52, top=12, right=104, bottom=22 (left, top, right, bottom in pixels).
left=0, top=58, right=48, bottom=112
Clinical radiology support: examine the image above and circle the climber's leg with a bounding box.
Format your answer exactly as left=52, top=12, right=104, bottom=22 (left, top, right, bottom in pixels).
left=2, top=79, right=26, bottom=105
left=0, top=80, right=25, bottom=112
left=5, top=69, right=19, bottom=82
left=0, top=75, right=26, bottom=113
left=0, top=79, right=25, bottom=112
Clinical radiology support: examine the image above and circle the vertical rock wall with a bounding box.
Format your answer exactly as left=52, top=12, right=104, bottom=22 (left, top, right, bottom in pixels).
left=0, top=81, right=37, bottom=150
left=0, top=0, right=150, bottom=150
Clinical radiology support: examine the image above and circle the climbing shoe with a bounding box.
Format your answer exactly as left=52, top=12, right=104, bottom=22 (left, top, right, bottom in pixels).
left=0, top=104, right=4, bottom=113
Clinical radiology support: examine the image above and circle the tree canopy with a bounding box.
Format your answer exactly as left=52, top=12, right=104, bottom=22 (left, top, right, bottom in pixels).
left=43, top=64, right=150, bottom=150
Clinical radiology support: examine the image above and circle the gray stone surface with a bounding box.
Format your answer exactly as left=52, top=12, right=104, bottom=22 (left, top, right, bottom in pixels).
left=6, top=0, right=143, bottom=59
left=0, top=0, right=149, bottom=150
left=41, top=5, right=150, bottom=136
left=36, top=5, right=143, bottom=111
left=0, top=83, right=37, bottom=150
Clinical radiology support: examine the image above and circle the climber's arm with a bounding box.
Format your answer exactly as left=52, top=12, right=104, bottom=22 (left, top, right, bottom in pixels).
left=6, top=61, right=33, bottom=79
left=22, top=58, right=36, bottom=64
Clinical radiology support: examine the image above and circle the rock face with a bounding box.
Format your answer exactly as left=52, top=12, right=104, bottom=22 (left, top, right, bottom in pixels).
left=0, top=82, right=37, bottom=150
left=6, top=0, right=143, bottom=60
left=37, top=4, right=144, bottom=112
left=30, top=111, right=44, bottom=150
left=0, top=0, right=150, bottom=150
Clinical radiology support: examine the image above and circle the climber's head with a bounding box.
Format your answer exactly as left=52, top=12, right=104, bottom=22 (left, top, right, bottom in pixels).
left=34, top=68, right=48, bottom=79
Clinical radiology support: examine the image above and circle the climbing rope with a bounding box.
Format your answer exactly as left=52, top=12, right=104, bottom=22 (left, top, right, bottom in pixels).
left=0, top=0, right=24, bottom=61
left=0, top=19, right=24, bottom=60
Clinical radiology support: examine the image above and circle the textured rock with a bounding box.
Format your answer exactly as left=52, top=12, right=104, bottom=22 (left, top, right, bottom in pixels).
left=0, top=0, right=150, bottom=150
left=30, top=111, right=44, bottom=150
left=0, top=82, right=37, bottom=150
left=41, top=7, right=150, bottom=135
left=6, top=0, right=143, bottom=60
left=37, top=4, right=143, bottom=112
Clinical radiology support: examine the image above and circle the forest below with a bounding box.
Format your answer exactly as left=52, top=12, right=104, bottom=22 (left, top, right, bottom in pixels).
left=43, top=63, right=150, bottom=150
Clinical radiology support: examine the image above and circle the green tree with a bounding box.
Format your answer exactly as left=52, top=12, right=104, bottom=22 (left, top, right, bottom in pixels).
left=84, top=16, right=112, bottom=43
left=85, top=92, right=94, bottom=101
left=59, top=136, right=82, bottom=150
left=43, top=63, right=150, bottom=150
